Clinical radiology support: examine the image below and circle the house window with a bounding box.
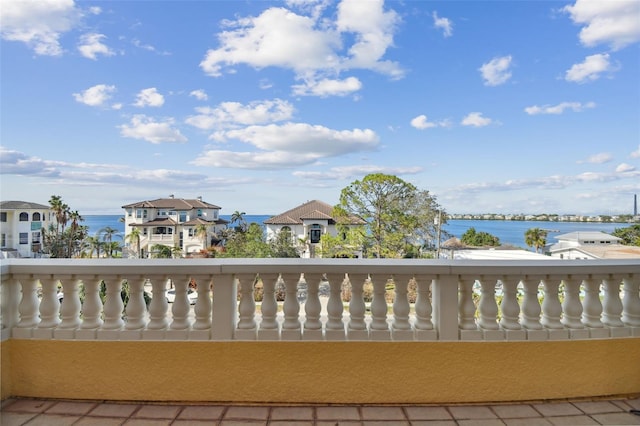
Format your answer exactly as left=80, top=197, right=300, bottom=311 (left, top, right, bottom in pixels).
left=309, top=224, right=322, bottom=244
left=32, top=232, right=41, bottom=243
left=136, top=209, right=148, bottom=219
left=188, top=228, right=195, bottom=237
left=1, top=234, right=6, bottom=247
left=197, top=209, right=203, bottom=217
left=281, top=226, right=293, bottom=243
left=19, top=212, right=28, bottom=221
left=19, top=233, right=28, bottom=244
left=179, top=212, right=187, bottom=222
left=0, top=212, right=6, bottom=222
left=33, top=212, right=41, bottom=221
left=143, top=228, right=148, bottom=236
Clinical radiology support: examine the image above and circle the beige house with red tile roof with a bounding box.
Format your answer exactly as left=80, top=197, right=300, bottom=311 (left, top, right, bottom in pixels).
left=264, top=200, right=364, bottom=258
left=122, top=196, right=228, bottom=258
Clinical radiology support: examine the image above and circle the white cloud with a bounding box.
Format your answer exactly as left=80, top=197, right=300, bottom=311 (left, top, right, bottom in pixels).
left=524, top=101, right=596, bottom=115
left=293, top=164, right=422, bottom=180
left=578, top=152, right=613, bottom=164
left=72, top=84, right=116, bottom=107
left=119, top=115, right=187, bottom=144
left=616, top=163, right=635, bottom=173
left=631, top=145, right=640, bottom=159
left=77, top=33, right=115, bottom=60
left=565, top=53, right=614, bottom=83
left=0, top=0, right=80, bottom=56
left=192, top=150, right=320, bottom=169
left=479, top=55, right=512, bottom=86
left=410, top=114, right=450, bottom=129
left=461, top=112, right=492, bottom=127
left=134, top=88, right=165, bottom=107
left=292, top=76, right=362, bottom=97
left=200, top=1, right=403, bottom=96
left=432, top=11, right=452, bottom=38
left=563, top=0, right=640, bottom=50
left=189, top=90, right=208, bottom=101
left=186, top=99, right=294, bottom=130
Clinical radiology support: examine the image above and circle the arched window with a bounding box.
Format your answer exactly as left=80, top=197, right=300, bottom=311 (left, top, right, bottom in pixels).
left=280, top=226, right=292, bottom=242
left=19, top=212, right=28, bottom=221
left=33, top=212, right=41, bottom=221
left=309, top=224, right=322, bottom=244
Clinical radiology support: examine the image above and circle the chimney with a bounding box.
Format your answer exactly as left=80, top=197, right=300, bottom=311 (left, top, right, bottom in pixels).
left=197, top=196, right=202, bottom=202
left=169, top=194, right=174, bottom=199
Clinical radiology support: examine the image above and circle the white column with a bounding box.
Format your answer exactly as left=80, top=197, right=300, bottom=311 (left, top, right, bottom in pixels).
left=78, top=276, right=103, bottom=330
left=561, top=277, right=584, bottom=329
left=347, top=273, right=368, bottom=340
left=192, top=275, right=213, bottom=332
left=369, top=275, right=390, bottom=340
left=434, top=274, right=460, bottom=341
left=541, top=277, right=564, bottom=329
left=303, top=273, right=323, bottom=339
left=602, top=276, right=624, bottom=330
left=211, top=274, right=237, bottom=341
left=236, top=274, right=257, bottom=340
left=582, top=277, right=604, bottom=328
left=521, top=277, right=543, bottom=330
left=101, top=278, right=124, bottom=330
left=13, top=275, right=40, bottom=338
left=125, top=277, right=147, bottom=331
left=478, top=277, right=499, bottom=330
left=169, top=277, right=192, bottom=331
left=621, top=275, right=640, bottom=328
left=499, top=277, right=522, bottom=330
left=414, top=276, right=433, bottom=330
left=38, top=277, right=61, bottom=329
left=458, top=277, right=477, bottom=331
left=58, top=276, right=81, bottom=332
left=325, top=273, right=346, bottom=340
left=146, top=277, right=169, bottom=333
left=281, top=273, right=301, bottom=340
left=391, top=274, right=414, bottom=341
left=258, top=273, right=279, bottom=340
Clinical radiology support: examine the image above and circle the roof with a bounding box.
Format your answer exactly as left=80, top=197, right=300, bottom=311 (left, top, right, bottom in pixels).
left=450, top=249, right=557, bottom=260
left=0, top=201, right=50, bottom=210
left=182, top=217, right=229, bottom=226
left=130, top=218, right=177, bottom=227
left=264, top=200, right=365, bottom=225
left=554, top=231, right=621, bottom=243
left=550, top=245, right=640, bottom=259
left=121, top=197, right=221, bottom=210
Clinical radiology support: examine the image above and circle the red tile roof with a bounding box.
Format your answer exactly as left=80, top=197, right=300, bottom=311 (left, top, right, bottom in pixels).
left=122, top=197, right=221, bottom=210
left=264, top=200, right=365, bottom=225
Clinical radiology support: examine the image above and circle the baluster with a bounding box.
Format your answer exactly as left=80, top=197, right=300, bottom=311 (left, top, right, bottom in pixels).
left=602, top=276, right=624, bottom=328
left=192, top=276, right=213, bottom=331
left=236, top=274, right=257, bottom=339
left=369, top=275, right=390, bottom=338
left=458, top=277, right=477, bottom=331
left=303, top=274, right=322, bottom=338
left=325, top=273, right=346, bottom=337
left=259, top=274, right=279, bottom=338
left=477, top=277, right=499, bottom=330
left=521, top=277, right=543, bottom=330
left=125, top=277, right=147, bottom=331
left=621, top=276, right=640, bottom=328
left=499, top=277, right=521, bottom=330
left=58, top=276, right=81, bottom=330
left=392, top=274, right=411, bottom=331
left=541, top=277, right=563, bottom=330
left=281, top=273, right=301, bottom=338
left=582, top=277, right=604, bottom=328
left=102, top=278, right=125, bottom=330
left=561, top=277, right=584, bottom=329
left=414, top=276, right=433, bottom=330
left=14, top=275, right=40, bottom=339
left=147, top=277, right=169, bottom=331
left=169, top=277, right=192, bottom=331
left=79, top=276, right=103, bottom=330
left=347, top=274, right=367, bottom=338
left=38, top=277, right=61, bottom=329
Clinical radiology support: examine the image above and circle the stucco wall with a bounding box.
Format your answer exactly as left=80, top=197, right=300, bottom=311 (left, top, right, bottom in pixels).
left=2, top=339, right=639, bottom=403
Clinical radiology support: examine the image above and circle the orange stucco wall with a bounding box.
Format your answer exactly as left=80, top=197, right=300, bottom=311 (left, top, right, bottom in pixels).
left=2, top=339, right=639, bottom=404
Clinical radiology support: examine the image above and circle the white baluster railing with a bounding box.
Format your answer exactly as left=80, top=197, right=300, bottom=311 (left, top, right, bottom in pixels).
left=1, top=258, right=638, bottom=343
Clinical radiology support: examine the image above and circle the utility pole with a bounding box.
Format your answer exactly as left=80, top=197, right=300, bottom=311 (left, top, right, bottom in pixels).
left=435, top=210, right=442, bottom=259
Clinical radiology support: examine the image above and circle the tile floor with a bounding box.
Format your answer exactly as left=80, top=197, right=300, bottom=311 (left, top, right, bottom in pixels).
left=1, top=396, right=639, bottom=425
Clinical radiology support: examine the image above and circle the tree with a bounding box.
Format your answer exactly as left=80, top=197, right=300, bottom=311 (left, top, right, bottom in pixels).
left=269, top=228, right=300, bottom=258
left=150, top=244, right=173, bottom=258
left=612, top=224, right=640, bottom=246
left=194, top=223, right=210, bottom=249
left=525, top=227, right=548, bottom=253
left=336, top=173, right=444, bottom=258
left=42, top=196, right=87, bottom=258
left=230, top=210, right=247, bottom=232
left=99, top=226, right=120, bottom=258
left=461, top=227, right=500, bottom=247
left=222, top=223, right=271, bottom=257
left=125, top=227, right=142, bottom=258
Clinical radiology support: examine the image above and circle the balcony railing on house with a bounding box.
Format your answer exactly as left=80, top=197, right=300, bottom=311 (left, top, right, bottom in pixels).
left=2, top=258, right=639, bottom=342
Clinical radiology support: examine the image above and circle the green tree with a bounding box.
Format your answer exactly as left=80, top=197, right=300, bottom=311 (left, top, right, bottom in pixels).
left=222, top=223, right=271, bottom=257
left=230, top=210, right=247, bottom=232
left=336, top=173, right=443, bottom=258
left=269, top=228, right=300, bottom=258
left=612, top=224, right=640, bottom=246
left=99, top=226, right=120, bottom=258
left=461, top=227, right=500, bottom=247
left=125, top=227, right=142, bottom=258
left=525, top=227, right=548, bottom=253
left=42, top=196, right=87, bottom=258
left=150, top=244, right=173, bottom=258
left=194, top=223, right=210, bottom=249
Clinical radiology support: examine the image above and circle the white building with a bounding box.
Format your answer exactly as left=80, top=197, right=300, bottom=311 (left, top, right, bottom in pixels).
left=546, top=231, right=640, bottom=259
left=264, top=200, right=365, bottom=258
left=121, top=196, right=228, bottom=258
left=0, top=201, right=52, bottom=258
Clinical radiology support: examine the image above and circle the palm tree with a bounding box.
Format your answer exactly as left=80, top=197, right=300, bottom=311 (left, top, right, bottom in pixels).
left=194, top=223, right=210, bottom=250
left=48, top=195, right=69, bottom=232
left=85, top=235, right=103, bottom=258
left=231, top=210, right=247, bottom=232
left=525, top=227, right=548, bottom=253
left=125, top=227, right=142, bottom=258
left=100, top=226, right=120, bottom=258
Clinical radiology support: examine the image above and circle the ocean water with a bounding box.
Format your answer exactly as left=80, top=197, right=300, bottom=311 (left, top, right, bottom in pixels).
left=82, top=214, right=626, bottom=249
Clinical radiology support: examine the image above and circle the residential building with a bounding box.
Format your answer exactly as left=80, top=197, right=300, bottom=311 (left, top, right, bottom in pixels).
left=121, top=196, right=228, bottom=258
left=264, top=199, right=365, bottom=258
left=0, top=201, right=52, bottom=258
left=546, top=231, right=640, bottom=259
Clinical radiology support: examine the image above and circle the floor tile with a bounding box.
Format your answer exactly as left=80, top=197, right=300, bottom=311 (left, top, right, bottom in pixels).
left=0, top=412, right=38, bottom=426
left=223, top=406, right=270, bottom=420
left=73, top=417, right=125, bottom=426
left=532, top=403, right=582, bottom=417
left=20, top=413, right=81, bottom=425
left=177, top=405, right=226, bottom=420
left=457, top=420, right=506, bottom=426
left=503, top=419, right=552, bottom=426
left=591, top=412, right=640, bottom=425
left=409, top=421, right=457, bottom=426
left=572, top=400, right=624, bottom=414
left=547, top=415, right=599, bottom=425
left=491, top=404, right=541, bottom=419
left=316, top=422, right=363, bottom=426
left=448, top=406, right=498, bottom=419
left=122, top=420, right=171, bottom=426
left=270, top=406, right=314, bottom=420
left=132, top=405, right=181, bottom=419
left=1, top=399, right=56, bottom=413
left=270, top=422, right=314, bottom=426
left=46, top=401, right=96, bottom=415
left=361, top=421, right=409, bottom=426
left=87, top=403, right=139, bottom=418
left=316, top=405, right=361, bottom=420
left=404, top=406, right=452, bottom=420
left=360, top=406, right=406, bottom=420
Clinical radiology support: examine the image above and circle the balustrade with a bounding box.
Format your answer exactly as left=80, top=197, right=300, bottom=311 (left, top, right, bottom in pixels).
left=1, top=259, right=638, bottom=342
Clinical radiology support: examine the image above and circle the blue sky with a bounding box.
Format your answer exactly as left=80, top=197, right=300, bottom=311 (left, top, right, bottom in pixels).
left=1, top=0, right=639, bottom=216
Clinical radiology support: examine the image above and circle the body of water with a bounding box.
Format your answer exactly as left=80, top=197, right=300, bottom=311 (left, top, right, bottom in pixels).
left=82, top=215, right=628, bottom=249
